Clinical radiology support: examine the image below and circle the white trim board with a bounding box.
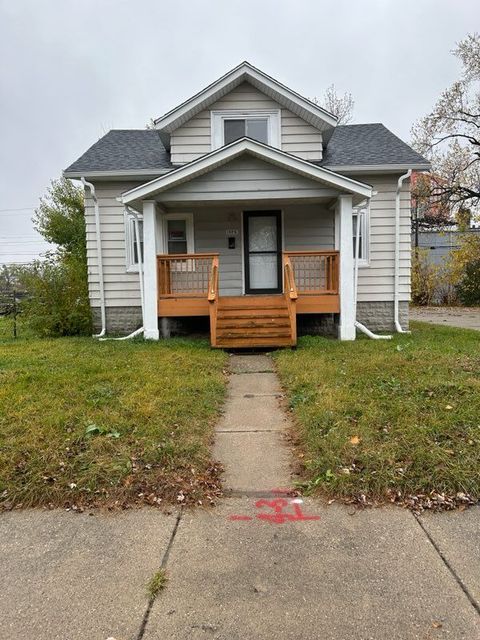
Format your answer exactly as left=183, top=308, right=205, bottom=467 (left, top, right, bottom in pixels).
left=211, top=109, right=281, bottom=150
left=324, top=163, right=430, bottom=174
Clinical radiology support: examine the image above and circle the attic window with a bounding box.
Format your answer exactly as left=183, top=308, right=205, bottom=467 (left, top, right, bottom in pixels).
left=224, top=118, right=268, bottom=145
left=211, top=110, right=280, bottom=150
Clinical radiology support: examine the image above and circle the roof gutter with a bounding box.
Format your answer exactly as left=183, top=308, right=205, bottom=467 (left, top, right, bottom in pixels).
left=394, top=169, right=412, bottom=333
left=81, top=178, right=106, bottom=338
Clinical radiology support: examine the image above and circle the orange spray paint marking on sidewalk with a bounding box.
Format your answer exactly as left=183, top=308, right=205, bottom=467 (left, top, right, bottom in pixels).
left=229, top=496, right=320, bottom=524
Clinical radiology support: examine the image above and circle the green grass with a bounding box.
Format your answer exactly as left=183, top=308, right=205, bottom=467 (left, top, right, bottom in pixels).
left=0, top=314, right=34, bottom=340
left=147, top=568, right=168, bottom=598
left=0, top=332, right=227, bottom=509
left=273, top=322, right=480, bottom=508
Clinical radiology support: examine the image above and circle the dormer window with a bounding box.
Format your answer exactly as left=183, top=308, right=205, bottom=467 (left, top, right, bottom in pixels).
left=224, top=117, right=268, bottom=145
left=211, top=109, right=281, bottom=150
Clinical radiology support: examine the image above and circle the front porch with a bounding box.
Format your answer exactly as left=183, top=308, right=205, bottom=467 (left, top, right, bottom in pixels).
left=156, top=251, right=339, bottom=347
left=120, top=138, right=373, bottom=346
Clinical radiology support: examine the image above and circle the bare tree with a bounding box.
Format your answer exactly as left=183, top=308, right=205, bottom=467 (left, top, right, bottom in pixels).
left=312, top=85, right=354, bottom=125
left=411, top=33, right=480, bottom=217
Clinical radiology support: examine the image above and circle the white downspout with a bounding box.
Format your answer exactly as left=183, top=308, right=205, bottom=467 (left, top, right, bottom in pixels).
left=81, top=177, right=106, bottom=338
left=353, top=196, right=392, bottom=340
left=99, top=205, right=145, bottom=341
left=395, top=170, right=412, bottom=333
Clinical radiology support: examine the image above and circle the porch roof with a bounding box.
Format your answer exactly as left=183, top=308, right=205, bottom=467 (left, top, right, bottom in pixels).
left=121, top=138, right=373, bottom=209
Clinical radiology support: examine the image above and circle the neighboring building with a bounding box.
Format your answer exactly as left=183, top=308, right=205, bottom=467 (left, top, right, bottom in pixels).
left=413, top=228, right=480, bottom=267
left=64, top=62, right=429, bottom=347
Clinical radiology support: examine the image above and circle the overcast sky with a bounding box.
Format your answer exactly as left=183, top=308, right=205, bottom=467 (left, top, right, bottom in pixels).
left=0, top=0, right=478, bottom=263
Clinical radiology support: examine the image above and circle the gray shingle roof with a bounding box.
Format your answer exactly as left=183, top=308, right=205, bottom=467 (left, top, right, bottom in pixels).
left=64, top=123, right=429, bottom=176
left=64, top=130, right=173, bottom=174
left=320, top=123, right=429, bottom=168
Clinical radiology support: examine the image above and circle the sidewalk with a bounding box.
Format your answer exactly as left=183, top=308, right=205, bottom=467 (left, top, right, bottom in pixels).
left=0, top=354, right=479, bottom=639
left=410, top=306, right=480, bottom=331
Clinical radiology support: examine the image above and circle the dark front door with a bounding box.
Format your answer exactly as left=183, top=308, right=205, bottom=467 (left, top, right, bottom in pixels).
left=244, top=211, right=282, bottom=294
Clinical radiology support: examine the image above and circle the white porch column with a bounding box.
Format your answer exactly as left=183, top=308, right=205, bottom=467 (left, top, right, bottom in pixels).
left=142, top=200, right=159, bottom=340
left=335, top=195, right=356, bottom=341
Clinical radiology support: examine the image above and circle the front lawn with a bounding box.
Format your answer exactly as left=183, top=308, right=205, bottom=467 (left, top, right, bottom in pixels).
left=274, top=322, right=480, bottom=510
left=0, top=334, right=227, bottom=510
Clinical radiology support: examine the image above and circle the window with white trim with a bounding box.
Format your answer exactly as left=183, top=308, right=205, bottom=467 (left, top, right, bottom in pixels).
left=125, top=212, right=143, bottom=272
left=352, top=204, right=369, bottom=265
left=162, top=213, right=194, bottom=255
left=211, top=110, right=281, bottom=150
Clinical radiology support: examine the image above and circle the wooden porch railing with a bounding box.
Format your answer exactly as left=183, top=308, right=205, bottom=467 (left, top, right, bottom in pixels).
left=283, top=254, right=298, bottom=344
left=208, top=255, right=219, bottom=346
left=283, top=250, right=339, bottom=295
left=157, top=253, right=219, bottom=297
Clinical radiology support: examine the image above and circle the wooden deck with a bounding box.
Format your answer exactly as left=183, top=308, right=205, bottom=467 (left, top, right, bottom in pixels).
left=157, top=251, right=339, bottom=348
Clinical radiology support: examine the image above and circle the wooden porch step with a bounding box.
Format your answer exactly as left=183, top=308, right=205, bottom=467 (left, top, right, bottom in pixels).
left=219, top=295, right=286, bottom=308
left=217, top=327, right=291, bottom=338
left=215, top=335, right=296, bottom=348
left=212, top=295, right=296, bottom=349
left=216, top=318, right=291, bottom=329
left=217, top=310, right=289, bottom=319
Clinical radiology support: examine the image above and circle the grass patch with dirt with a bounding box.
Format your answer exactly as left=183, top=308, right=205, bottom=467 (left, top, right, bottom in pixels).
left=273, top=322, right=480, bottom=510
left=0, top=333, right=227, bottom=510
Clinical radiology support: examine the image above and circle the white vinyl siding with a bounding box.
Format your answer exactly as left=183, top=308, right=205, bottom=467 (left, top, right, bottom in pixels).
left=193, top=204, right=334, bottom=296
left=355, top=175, right=411, bottom=303
left=170, top=82, right=322, bottom=164
left=283, top=205, right=334, bottom=251
left=157, top=157, right=335, bottom=204
left=84, top=173, right=411, bottom=311
left=85, top=181, right=144, bottom=308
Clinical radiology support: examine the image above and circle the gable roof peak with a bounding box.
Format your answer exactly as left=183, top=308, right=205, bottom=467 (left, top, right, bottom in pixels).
left=153, top=62, right=337, bottom=141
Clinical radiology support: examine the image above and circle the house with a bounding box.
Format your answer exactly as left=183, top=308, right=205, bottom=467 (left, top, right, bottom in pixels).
left=64, top=62, right=429, bottom=348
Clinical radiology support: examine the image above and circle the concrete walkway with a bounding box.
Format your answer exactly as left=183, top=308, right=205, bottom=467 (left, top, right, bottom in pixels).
left=1, top=354, right=479, bottom=639
left=213, top=354, right=292, bottom=494
left=410, top=305, right=480, bottom=331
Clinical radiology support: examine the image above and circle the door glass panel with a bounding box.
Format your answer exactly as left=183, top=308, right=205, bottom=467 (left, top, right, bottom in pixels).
left=167, top=219, right=187, bottom=254
left=249, top=254, right=277, bottom=289
left=247, top=215, right=279, bottom=290
left=224, top=119, right=246, bottom=145
left=248, top=216, right=277, bottom=252
left=246, top=118, right=268, bottom=144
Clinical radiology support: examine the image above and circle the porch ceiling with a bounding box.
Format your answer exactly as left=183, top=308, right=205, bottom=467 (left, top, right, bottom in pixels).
left=121, top=138, right=373, bottom=210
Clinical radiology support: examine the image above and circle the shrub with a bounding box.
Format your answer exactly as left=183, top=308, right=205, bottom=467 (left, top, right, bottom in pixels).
left=15, top=176, right=92, bottom=338
left=456, top=258, right=480, bottom=306
left=18, top=255, right=92, bottom=337
left=444, top=233, right=480, bottom=306
left=411, top=249, right=440, bottom=305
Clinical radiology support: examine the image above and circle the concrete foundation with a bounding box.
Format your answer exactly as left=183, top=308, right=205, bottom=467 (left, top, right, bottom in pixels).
left=91, top=306, right=143, bottom=335
left=91, top=301, right=409, bottom=339
left=356, top=300, right=409, bottom=332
